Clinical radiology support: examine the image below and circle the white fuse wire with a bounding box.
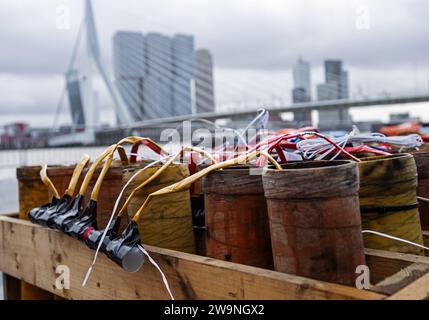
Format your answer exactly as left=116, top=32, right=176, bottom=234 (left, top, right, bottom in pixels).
left=297, top=132, right=423, bottom=160
left=418, top=196, right=429, bottom=203
left=82, top=155, right=170, bottom=287
left=362, top=230, right=429, bottom=252
left=139, top=245, right=175, bottom=300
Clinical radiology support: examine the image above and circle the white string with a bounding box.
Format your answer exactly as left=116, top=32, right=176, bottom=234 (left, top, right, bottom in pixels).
left=351, top=133, right=423, bottom=148
left=418, top=196, right=429, bottom=203
left=297, top=133, right=423, bottom=160
left=362, top=230, right=429, bottom=252
left=172, top=109, right=269, bottom=160
left=138, top=245, right=175, bottom=300
left=240, top=108, right=269, bottom=135
left=82, top=155, right=170, bottom=287
left=83, top=148, right=216, bottom=286
left=295, top=132, right=347, bottom=160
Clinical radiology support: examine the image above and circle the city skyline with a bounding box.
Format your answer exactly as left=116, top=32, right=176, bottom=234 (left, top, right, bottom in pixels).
left=0, top=0, right=428, bottom=126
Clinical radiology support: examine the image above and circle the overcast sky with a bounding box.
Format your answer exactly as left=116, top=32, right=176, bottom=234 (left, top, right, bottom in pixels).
left=0, top=0, right=428, bottom=126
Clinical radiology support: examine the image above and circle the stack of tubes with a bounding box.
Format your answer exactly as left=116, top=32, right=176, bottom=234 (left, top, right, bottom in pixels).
left=27, top=109, right=429, bottom=298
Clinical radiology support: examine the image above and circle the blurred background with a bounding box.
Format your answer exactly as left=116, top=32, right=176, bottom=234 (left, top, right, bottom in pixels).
left=0, top=0, right=428, bottom=212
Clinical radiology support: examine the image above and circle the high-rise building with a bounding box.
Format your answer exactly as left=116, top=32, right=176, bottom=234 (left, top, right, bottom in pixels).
left=195, top=49, right=215, bottom=113
left=325, top=60, right=342, bottom=84
left=292, top=58, right=311, bottom=101
left=292, top=58, right=312, bottom=124
left=317, top=60, right=351, bottom=129
left=113, top=31, right=146, bottom=120
left=66, top=70, right=86, bottom=127
left=320, top=60, right=349, bottom=100
left=316, top=83, right=338, bottom=101
left=340, top=70, right=349, bottom=99
left=292, top=88, right=308, bottom=104
left=172, top=34, right=195, bottom=116
left=144, top=33, right=174, bottom=119
left=66, top=69, right=99, bottom=129
left=113, top=31, right=204, bottom=120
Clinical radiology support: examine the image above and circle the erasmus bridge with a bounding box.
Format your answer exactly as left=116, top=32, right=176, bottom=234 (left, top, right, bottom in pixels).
left=49, top=0, right=429, bottom=146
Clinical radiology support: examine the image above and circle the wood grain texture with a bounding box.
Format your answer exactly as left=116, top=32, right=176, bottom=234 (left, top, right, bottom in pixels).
left=414, top=152, right=429, bottom=229
left=372, top=263, right=429, bottom=295
left=16, top=166, right=49, bottom=220
left=365, top=248, right=429, bottom=283
left=422, top=231, right=429, bottom=250
left=387, top=272, right=429, bottom=300
left=263, top=161, right=364, bottom=286
left=2, top=274, right=21, bottom=300
left=0, top=216, right=384, bottom=300
left=0, top=212, right=18, bottom=217
left=263, top=161, right=359, bottom=199
left=16, top=166, right=56, bottom=300
left=203, top=168, right=273, bottom=269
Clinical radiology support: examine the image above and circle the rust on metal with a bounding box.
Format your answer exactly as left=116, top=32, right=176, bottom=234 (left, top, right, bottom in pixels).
left=203, top=166, right=274, bottom=269
left=263, top=161, right=365, bottom=286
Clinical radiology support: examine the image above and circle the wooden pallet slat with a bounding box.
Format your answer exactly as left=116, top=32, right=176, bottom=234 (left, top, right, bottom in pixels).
left=364, top=248, right=429, bottom=283
left=388, top=272, right=429, bottom=300
left=372, top=263, right=429, bottom=295
left=0, top=216, right=385, bottom=300
left=2, top=274, right=21, bottom=300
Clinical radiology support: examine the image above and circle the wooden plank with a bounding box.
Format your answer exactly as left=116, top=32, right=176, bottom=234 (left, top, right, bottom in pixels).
left=20, top=281, right=54, bottom=300
left=364, top=248, right=429, bottom=283
left=388, top=272, right=429, bottom=300
left=372, top=263, right=429, bottom=295
left=2, top=273, right=21, bottom=300
left=422, top=231, right=429, bottom=250
left=0, top=216, right=384, bottom=300
left=0, top=212, right=19, bottom=218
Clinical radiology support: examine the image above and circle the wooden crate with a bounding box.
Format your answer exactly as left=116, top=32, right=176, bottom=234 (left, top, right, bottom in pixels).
left=1, top=215, right=429, bottom=300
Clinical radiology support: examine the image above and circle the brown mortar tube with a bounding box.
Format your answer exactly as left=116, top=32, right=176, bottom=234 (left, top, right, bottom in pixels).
left=262, top=160, right=365, bottom=286
left=203, top=166, right=274, bottom=269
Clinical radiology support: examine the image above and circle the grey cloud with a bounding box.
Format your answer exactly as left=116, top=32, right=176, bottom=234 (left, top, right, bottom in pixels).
left=1, top=0, right=428, bottom=74
left=0, top=0, right=428, bottom=126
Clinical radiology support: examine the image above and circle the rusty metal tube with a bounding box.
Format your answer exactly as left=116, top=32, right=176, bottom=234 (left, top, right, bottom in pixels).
left=203, top=166, right=274, bottom=269
left=262, top=160, right=365, bottom=286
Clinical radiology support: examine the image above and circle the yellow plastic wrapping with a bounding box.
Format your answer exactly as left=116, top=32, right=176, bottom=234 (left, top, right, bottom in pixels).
left=123, top=163, right=196, bottom=254
left=359, top=154, right=424, bottom=255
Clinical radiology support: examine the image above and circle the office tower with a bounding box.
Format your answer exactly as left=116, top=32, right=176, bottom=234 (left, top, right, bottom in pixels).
left=317, top=83, right=339, bottom=101
left=65, top=69, right=100, bottom=129
left=66, top=70, right=86, bottom=127
left=113, top=31, right=146, bottom=120
left=195, top=49, right=215, bottom=113
left=292, top=58, right=311, bottom=102
left=144, top=32, right=174, bottom=119
left=340, top=70, right=349, bottom=99
left=292, top=88, right=308, bottom=104
left=320, top=60, right=349, bottom=100
left=113, top=30, right=210, bottom=120
left=292, top=58, right=312, bottom=124
left=172, top=34, right=195, bottom=116
left=324, top=60, right=342, bottom=84
left=317, top=60, right=351, bottom=129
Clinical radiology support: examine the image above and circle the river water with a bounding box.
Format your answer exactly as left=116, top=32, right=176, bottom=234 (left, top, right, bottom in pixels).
left=0, top=146, right=113, bottom=213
